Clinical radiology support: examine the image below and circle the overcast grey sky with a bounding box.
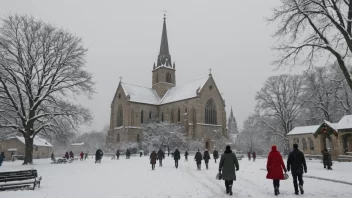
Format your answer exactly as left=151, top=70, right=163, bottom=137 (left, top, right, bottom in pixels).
left=0, top=0, right=291, bottom=132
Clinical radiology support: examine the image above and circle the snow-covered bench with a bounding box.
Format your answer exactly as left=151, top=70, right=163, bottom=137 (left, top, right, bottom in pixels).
left=0, top=169, right=42, bottom=191
left=337, top=155, right=352, bottom=162
left=51, top=158, right=68, bottom=164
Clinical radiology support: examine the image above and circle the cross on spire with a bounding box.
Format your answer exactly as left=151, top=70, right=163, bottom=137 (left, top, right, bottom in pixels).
left=209, top=68, right=212, bottom=75
left=119, top=76, right=123, bottom=82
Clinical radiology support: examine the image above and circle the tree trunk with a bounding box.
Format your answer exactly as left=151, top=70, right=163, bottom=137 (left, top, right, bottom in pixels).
left=23, top=137, right=34, bottom=165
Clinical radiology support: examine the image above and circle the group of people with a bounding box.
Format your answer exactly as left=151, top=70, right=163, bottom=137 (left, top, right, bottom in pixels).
left=247, top=151, right=257, bottom=161
left=149, top=148, right=220, bottom=171
left=114, top=149, right=131, bottom=160
left=266, top=144, right=307, bottom=196
left=194, top=149, right=219, bottom=170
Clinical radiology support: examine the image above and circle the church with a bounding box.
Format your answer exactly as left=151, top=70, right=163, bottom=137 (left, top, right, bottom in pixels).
left=107, top=16, right=233, bottom=150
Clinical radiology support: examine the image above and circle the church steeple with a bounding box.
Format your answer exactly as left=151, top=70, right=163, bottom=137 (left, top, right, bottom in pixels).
left=157, top=15, right=172, bottom=67
left=228, top=106, right=239, bottom=134
left=230, top=106, right=235, bottom=120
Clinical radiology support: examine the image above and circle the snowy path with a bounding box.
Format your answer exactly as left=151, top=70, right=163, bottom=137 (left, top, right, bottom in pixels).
left=1, top=157, right=352, bottom=197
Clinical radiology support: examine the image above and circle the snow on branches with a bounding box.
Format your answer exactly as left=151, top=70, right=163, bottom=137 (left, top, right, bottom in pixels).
left=0, top=14, right=94, bottom=164
left=142, top=119, right=186, bottom=151
left=269, top=0, right=352, bottom=92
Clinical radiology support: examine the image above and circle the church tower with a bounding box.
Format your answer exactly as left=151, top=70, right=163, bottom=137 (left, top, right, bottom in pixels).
left=152, top=15, right=176, bottom=98
left=228, top=107, right=239, bottom=135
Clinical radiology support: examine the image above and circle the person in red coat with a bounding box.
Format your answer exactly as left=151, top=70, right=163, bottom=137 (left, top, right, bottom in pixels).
left=80, top=151, right=84, bottom=161
left=266, top=145, right=287, bottom=196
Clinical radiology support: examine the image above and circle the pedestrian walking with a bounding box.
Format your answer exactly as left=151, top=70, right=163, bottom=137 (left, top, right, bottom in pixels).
left=51, top=152, right=55, bottom=160
left=252, top=151, right=256, bottom=162
left=150, top=150, right=157, bottom=170
left=194, top=149, right=202, bottom=170
left=69, top=151, right=74, bottom=159
left=116, top=149, right=120, bottom=160
left=184, top=150, right=189, bottom=161
left=174, top=148, right=181, bottom=168
left=167, top=147, right=170, bottom=157
left=80, top=151, right=84, bottom=161
left=287, top=144, right=307, bottom=195
left=0, top=152, right=5, bottom=167
left=95, top=149, right=103, bottom=163
left=64, top=152, right=69, bottom=159
left=85, top=152, right=88, bottom=160
left=219, top=145, right=239, bottom=196
left=203, top=149, right=210, bottom=170
left=322, top=149, right=332, bottom=170
left=126, top=149, right=131, bottom=159
left=157, top=149, right=165, bottom=167
left=266, top=145, right=287, bottom=196
left=247, top=151, right=251, bottom=161
left=213, top=149, right=219, bottom=163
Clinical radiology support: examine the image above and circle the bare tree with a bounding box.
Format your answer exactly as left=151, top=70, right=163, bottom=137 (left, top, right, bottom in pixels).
left=238, top=115, right=271, bottom=154
left=255, top=75, right=306, bottom=149
left=302, top=67, right=342, bottom=123
left=269, top=0, right=352, bottom=91
left=0, top=15, right=94, bottom=164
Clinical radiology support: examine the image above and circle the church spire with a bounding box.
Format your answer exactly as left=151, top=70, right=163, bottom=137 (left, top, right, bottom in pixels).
left=157, top=15, right=172, bottom=67
left=230, top=106, right=234, bottom=118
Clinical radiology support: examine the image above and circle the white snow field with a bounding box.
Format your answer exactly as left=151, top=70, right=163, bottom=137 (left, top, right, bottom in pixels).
left=1, top=156, right=352, bottom=198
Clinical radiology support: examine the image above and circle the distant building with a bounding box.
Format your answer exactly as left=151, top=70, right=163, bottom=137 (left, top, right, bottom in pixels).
left=287, top=115, right=352, bottom=159
left=70, top=142, right=85, bottom=155
left=106, top=16, right=228, bottom=150
left=0, top=136, right=52, bottom=160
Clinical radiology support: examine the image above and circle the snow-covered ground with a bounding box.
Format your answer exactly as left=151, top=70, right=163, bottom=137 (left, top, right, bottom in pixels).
left=1, top=156, right=352, bottom=198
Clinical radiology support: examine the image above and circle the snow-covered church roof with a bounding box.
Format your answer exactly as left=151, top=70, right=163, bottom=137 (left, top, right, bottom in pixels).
left=159, top=77, right=208, bottom=104
left=121, top=83, right=160, bottom=105
left=120, top=77, right=208, bottom=105
left=336, top=115, right=352, bottom=130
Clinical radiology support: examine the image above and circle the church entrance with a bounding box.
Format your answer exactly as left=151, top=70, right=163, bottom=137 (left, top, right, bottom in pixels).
left=205, top=141, right=209, bottom=150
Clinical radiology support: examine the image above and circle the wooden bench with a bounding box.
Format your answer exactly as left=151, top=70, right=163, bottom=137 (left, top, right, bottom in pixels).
left=0, top=169, right=42, bottom=191
left=338, top=155, right=352, bottom=162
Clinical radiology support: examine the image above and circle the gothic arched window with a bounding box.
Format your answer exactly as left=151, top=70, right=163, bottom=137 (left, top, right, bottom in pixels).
left=140, top=110, right=144, bottom=124
left=161, top=112, right=164, bottom=122
left=177, top=108, right=181, bottom=122
left=205, top=98, right=217, bottom=124
left=170, top=109, right=174, bottom=123
left=149, top=111, right=152, bottom=119
left=117, top=133, right=120, bottom=143
left=156, top=74, right=159, bottom=83
left=166, top=73, right=172, bottom=83
left=302, top=138, right=307, bottom=150
left=137, top=134, right=140, bottom=142
left=117, top=105, right=123, bottom=127
left=308, top=138, right=314, bottom=150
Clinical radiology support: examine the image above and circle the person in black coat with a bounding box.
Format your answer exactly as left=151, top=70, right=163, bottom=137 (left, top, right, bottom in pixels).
left=203, top=149, right=211, bottom=170
left=116, top=149, right=120, bottom=160
left=194, top=149, right=203, bottom=170
left=185, top=150, right=189, bottom=161
left=322, top=149, right=332, bottom=170
left=126, top=149, right=131, bottom=159
left=95, top=149, right=103, bottom=163
left=287, top=144, right=307, bottom=195
left=213, top=149, right=219, bottom=163
left=174, top=148, right=181, bottom=168
left=157, top=149, right=165, bottom=167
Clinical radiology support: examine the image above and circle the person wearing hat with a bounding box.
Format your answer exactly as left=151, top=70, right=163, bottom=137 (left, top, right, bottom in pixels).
left=287, top=144, right=307, bottom=195
left=219, top=145, right=239, bottom=196
left=266, top=145, right=287, bottom=196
